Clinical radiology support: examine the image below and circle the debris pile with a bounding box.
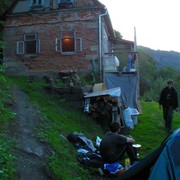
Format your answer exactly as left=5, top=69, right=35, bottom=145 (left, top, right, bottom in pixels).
left=58, top=71, right=81, bottom=87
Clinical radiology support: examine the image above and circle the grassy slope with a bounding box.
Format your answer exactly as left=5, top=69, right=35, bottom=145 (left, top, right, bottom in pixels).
left=5, top=76, right=180, bottom=179
left=6, top=76, right=104, bottom=179
left=0, top=73, right=15, bottom=179
left=131, top=101, right=180, bottom=158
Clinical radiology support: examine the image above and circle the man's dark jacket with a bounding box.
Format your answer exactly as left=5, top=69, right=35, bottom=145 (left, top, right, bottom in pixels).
left=159, top=87, right=178, bottom=109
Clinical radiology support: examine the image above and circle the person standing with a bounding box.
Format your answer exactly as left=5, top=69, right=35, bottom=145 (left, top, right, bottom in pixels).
left=159, top=79, right=179, bottom=132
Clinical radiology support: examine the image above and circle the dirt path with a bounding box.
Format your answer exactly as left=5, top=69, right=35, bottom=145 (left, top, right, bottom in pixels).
left=11, top=85, right=53, bottom=180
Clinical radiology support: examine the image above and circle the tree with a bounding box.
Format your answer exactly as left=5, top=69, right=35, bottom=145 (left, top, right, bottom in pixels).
left=137, top=48, right=180, bottom=104
left=0, top=0, right=15, bottom=63
left=0, top=0, right=14, bottom=14
left=114, top=30, right=122, bottom=39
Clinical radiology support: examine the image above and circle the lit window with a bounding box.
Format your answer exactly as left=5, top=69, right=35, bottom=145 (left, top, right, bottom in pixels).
left=61, top=32, right=75, bottom=52
left=55, top=31, right=82, bottom=54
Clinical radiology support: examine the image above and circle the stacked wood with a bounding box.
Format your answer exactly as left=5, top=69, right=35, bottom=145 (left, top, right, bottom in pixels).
left=89, top=96, right=114, bottom=115
left=86, top=95, right=124, bottom=133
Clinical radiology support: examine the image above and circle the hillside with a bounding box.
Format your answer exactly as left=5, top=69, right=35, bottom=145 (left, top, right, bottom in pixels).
left=138, top=46, right=180, bottom=70
left=1, top=68, right=180, bottom=179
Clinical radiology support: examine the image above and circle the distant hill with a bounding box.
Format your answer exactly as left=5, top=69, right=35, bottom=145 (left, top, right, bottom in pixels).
left=138, top=46, right=180, bottom=70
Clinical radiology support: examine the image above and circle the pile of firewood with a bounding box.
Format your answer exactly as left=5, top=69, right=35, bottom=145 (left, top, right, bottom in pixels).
left=85, top=95, right=125, bottom=133
left=88, top=95, right=117, bottom=116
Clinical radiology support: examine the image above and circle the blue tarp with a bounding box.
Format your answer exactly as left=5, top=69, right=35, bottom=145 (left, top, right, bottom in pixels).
left=105, top=73, right=139, bottom=109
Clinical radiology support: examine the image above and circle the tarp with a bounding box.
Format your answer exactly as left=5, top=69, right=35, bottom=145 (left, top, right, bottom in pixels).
left=84, top=87, right=121, bottom=98
left=105, top=73, right=139, bottom=109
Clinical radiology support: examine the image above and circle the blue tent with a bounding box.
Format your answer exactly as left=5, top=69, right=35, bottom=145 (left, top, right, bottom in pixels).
left=116, top=128, right=180, bottom=180
left=148, top=128, right=180, bottom=180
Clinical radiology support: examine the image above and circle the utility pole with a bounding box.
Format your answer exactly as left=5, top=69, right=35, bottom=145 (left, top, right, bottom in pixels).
left=134, top=27, right=142, bottom=113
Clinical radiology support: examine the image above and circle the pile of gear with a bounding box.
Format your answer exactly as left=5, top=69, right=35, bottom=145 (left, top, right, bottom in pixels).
left=67, top=131, right=128, bottom=177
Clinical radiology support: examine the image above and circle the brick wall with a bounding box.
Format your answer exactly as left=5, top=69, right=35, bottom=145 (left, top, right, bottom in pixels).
left=3, top=9, right=101, bottom=75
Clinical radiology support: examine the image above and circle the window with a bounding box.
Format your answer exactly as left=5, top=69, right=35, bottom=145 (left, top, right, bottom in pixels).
left=58, top=0, right=75, bottom=7
left=61, top=31, right=75, bottom=52
left=55, top=31, right=82, bottom=54
left=30, top=0, right=44, bottom=8
left=16, top=33, right=40, bottom=55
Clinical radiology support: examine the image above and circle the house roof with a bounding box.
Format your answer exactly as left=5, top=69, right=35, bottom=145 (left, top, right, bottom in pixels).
left=110, top=38, right=134, bottom=52
left=1, top=0, right=134, bottom=46
left=110, top=38, right=134, bottom=45
left=104, top=11, right=115, bottom=38
left=94, top=0, right=115, bottom=38
left=1, top=0, right=115, bottom=39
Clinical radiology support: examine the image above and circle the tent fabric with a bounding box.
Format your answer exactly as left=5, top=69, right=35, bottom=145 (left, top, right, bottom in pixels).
left=148, top=128, right=180, bottom=180
left=105, top=73, right=139, bottom=109
left=116, top=128, right=180, bottom=180
left=115, top=142, right=166, bottom=180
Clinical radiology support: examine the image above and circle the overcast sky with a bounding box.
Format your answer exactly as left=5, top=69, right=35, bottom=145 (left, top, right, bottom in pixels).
left=100, top=0, right=180, bottom=52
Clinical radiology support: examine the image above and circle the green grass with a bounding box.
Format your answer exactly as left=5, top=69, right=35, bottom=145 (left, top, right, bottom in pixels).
left=0, top=67, right=16, bottom=179
left=6, top=76, right=103, bottom=179
left=131, top=101, right=180, bottom=158
left=0, top=135, right=16, bottom=179
left=2, top=74, right=180, bottom=179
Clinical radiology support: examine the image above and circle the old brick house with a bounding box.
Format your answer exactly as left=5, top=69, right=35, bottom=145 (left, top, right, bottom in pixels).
left=1, top=0, right=134, bottom=79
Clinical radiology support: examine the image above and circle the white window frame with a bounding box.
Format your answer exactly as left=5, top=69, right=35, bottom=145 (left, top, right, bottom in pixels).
left=55, top=36, right=82, bottom=54
left=75, top=38, right=82, bottom=52
left=24, top=34, right=37, bottom=41
left=16, top=41, right=24, bottom=55
left=55, top=38, right=61, bottom=52
left=16, top=33, right=40, bottom=55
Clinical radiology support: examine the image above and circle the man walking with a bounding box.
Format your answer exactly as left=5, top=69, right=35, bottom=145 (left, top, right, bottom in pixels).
left=159, top=79, right=179, bottom=132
